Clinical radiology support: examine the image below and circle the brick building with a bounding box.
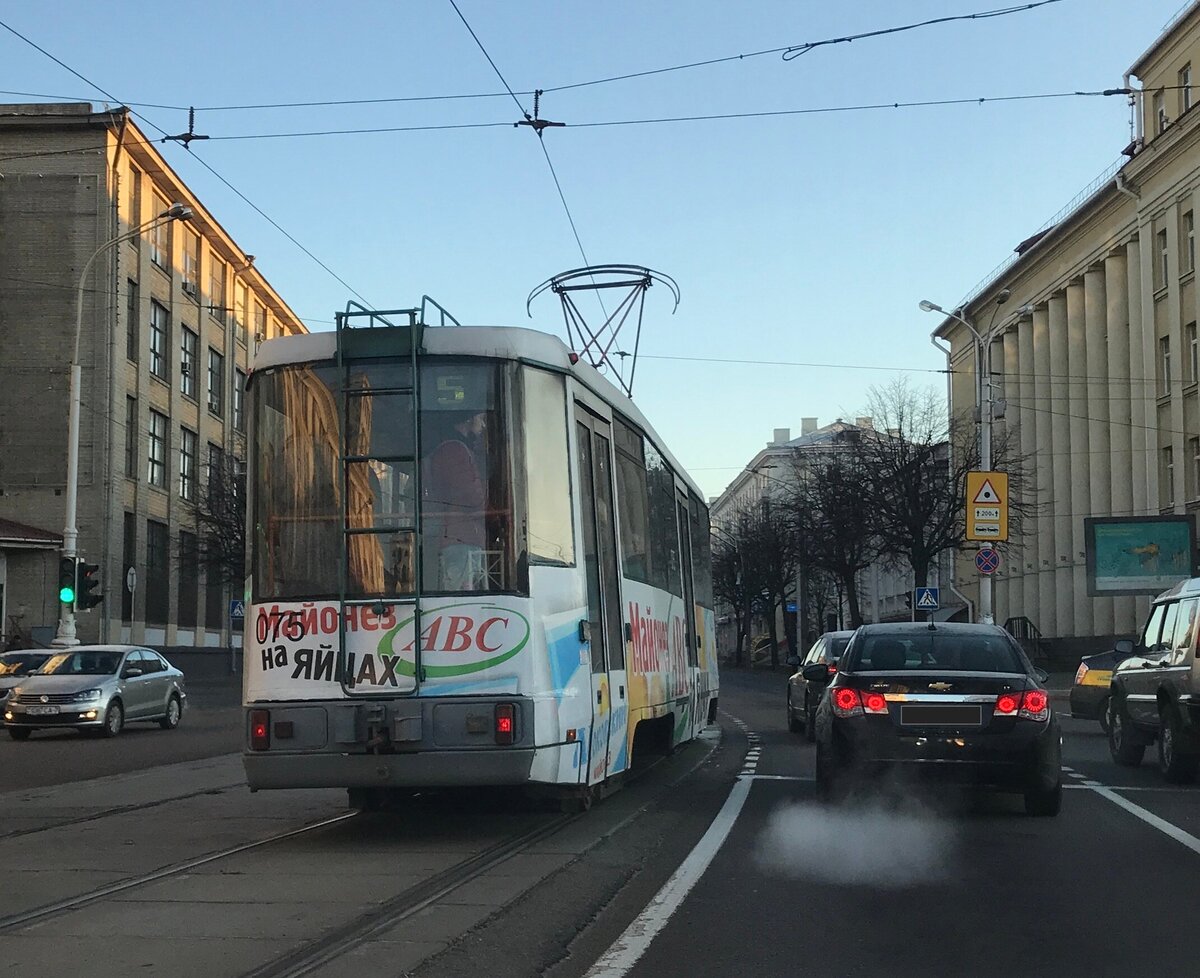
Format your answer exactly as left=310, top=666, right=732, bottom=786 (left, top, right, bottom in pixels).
left=0, top=103, right=306, bottom=650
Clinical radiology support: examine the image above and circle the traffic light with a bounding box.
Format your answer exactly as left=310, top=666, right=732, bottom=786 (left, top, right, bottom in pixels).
left=57, top=556, right=77, bottom=606
left=76, top=561, right=102, bottom=611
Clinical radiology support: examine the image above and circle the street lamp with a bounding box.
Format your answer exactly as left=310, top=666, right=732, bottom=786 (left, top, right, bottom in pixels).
left=920, top=291, right=1033, bottom=625
left=54, top=203, right=193, bottom=647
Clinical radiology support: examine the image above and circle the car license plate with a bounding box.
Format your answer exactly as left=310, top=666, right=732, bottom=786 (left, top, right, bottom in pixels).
left=26, top=705, right=60, bottom=716
left=901, top=704, right=981, bottom=725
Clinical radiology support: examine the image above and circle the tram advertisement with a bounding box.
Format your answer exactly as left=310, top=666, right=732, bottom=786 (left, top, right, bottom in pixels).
left=246, top=599, right=532, bottom=700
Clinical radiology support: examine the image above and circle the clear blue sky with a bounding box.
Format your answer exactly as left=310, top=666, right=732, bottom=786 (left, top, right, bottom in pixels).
left=1, top=0, right=1189, bottom=499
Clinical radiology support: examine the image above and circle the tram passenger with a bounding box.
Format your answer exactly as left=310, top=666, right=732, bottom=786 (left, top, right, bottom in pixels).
left=424, top=410, right=489, bottom=591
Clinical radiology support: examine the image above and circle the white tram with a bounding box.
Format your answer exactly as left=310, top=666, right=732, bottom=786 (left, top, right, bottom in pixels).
left=242, top=302, right=719, bottom=808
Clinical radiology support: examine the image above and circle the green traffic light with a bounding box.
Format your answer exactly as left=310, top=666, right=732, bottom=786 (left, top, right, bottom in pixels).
left=59, top=586, right=76, bottom=604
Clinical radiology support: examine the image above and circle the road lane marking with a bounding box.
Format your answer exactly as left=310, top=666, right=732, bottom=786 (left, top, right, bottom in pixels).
left=584, top=776, right=753, bottom=977
left=1089, top=785, right=1200, bottom=856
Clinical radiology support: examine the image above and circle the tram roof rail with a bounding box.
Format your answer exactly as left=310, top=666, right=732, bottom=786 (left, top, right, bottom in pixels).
left=337, top=297, right=462, bottom=331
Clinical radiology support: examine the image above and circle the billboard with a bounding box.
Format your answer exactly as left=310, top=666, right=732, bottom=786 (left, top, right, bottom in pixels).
left=1084, top=516, right=1197, bottom=596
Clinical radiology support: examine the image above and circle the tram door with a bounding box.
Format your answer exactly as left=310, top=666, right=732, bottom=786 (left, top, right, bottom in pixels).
left=574, top=408, right=628, bottom=785
left=676, top=492, right=700, bottom=738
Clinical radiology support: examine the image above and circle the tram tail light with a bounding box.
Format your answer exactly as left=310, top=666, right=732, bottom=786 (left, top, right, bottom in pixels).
left=495, top=703, right=516, bottom=745
left=250, top=709, right=270, bottom=750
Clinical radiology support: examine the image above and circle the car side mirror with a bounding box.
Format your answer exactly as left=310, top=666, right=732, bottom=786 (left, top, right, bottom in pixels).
left=786, top=656, right=800, bottom=668
left=123, top=667, right=143, bottom=678
left=802, top=663, right=829, bottom=683
left=1114, top=639, right=1134, bottom=656
left=1034, top=668, right=1049, bottom=684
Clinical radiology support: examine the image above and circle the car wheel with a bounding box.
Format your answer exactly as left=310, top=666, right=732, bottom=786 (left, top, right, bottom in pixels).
left=787, top=694, right=803, bottom=734
left=1024, top=781, right=1062, bottom=817
left=804, top=696, right=817, bottom=743
left=1107, top=694, right=1145, bottom=766
left=815, top=746, right=838, bottom=802
left=8, top=728, right=31, bottom=741
left=101, top=699, right=124, bottom=738
left=1097, top=695, right=1110, bottom=735
left=1157, top=703, right=1200, bottom=784
left=158, top=695, right=182, bottom=730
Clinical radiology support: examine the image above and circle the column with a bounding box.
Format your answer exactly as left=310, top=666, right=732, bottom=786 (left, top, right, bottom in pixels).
left=1085, top=266, right=1114, bottom=637
left=1048, top=294, right=1073, bottom=637
left=1066, top=282, right=1093, bottom=637
left=1106, top=248, right=1136, bottom=633
left=997, top=326, right=1020, bottom=622
left=1017, top=309, right=1041, bottom=630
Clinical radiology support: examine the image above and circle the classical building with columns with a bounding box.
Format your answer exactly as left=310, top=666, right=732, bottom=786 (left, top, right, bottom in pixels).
left=931, top=4, right=1200, bottom=653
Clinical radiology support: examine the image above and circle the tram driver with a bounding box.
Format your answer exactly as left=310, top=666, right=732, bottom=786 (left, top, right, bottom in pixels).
left=424, top=410, right=489, bottom=591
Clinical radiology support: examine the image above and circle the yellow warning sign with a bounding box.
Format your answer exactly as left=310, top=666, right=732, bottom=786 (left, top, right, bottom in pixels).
left=966, top=471, right=1008, bottom=541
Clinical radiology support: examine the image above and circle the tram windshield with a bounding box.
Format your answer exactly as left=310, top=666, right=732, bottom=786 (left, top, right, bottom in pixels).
left=251, top=359, right=517, bottom=600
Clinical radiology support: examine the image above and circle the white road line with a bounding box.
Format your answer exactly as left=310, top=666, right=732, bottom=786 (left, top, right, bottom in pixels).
left=742, top=774, right=811, bottom=781
left=1090, top=785, right=1200, bottom=856
left=584, top=777, right=753, bottom=977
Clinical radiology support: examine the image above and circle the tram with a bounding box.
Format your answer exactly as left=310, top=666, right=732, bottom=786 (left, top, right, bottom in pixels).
left=241, top=300, right=718, bottom=809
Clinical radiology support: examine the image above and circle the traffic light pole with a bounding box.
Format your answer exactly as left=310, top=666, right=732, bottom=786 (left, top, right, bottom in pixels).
left=54, top=206, right=191, bottom=647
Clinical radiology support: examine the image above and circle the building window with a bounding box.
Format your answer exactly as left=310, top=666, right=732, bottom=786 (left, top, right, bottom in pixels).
left=181, top=327, right=198, bottom=399
left=1160, top=336, right=1172, bottom=396
left=1164, top=445, right=1176, bottom=507
left=233, top=369, right=246, bottom=432
left=149, top=300, right=170, bottom=380
left=1156, top=90, right=1169, bottom=133
left=1186, top=211, right=1195, bottom=273
left=149, top=194, right=170, bottom=269
left=208, top=348, right=224, bottom=416
left=146, top=520, right=170, bottom=625
left=1192, top=437, right=1200, bottom=501
left=1189, top=323, right=1198, bottom=385
left=207, top=442, right=224, bottom=495
left=1158, top=228, right=1170, bottom=287
left=204, top=546, right=224, bottom=629
left=126, top=280, right=138, bottom=362
left=122, top=512, right=136, bottom=622
left=234, top=282, right=247, bottom=346
left=183, top=229, right=200, bottom=296
left=254, top=301, right=267, bottom=344
left=1182, top=64, right=1193, bottom=114
left=180, top=426, right=198, bottom=501
left=148, top=410, right=168, bottom=489
left=128, top=164, right=142, bottom=231
left=178, top=530, right=199, bottom=629
left=208, top=257, right=226, bottom=324
left=125, top=396, right=138, bottom=479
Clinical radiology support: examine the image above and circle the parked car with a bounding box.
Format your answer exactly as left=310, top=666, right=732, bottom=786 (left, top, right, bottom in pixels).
left=812, top=622, right=1062, bottom=816
left=1070, top=647, right=1134, bottom=732
left=0, top=650, right=51, bottom=706
left=3, top=645, right=186, bottom=740
left=787, top=630, right=853, bottom=740
left=1107, top=577, right=1200, bottom=783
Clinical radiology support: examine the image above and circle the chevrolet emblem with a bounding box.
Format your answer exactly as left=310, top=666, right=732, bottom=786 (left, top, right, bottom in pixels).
left=928, top=682, right=953, bottom=692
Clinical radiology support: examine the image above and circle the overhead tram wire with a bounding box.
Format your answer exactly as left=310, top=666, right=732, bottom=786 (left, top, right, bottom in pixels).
left=0, top=1, right=1068, bottom=114
left=0, top=18, right=373, bottom=308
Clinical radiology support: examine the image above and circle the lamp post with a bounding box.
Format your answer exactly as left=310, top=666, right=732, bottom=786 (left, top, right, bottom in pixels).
left=54, top=203, right=193, bottom=647
left=918, top=290, right=1018, bottom=625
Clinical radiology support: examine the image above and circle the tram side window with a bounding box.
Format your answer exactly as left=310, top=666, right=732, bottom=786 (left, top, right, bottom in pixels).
left=252, top=365, right=343, bottom=600
left=689, top=493, right=714, bottom=609
left=522, top=367, right=575, bottom=566
left=613, top=418, right=651, bottom=584
left=645, top=440, right=683, bottom=597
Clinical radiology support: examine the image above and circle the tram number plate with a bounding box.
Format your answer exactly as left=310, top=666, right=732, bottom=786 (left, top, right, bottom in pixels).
left=900, top=704, right=980, bottom=725
left=26, top=705, right=60, bottom=715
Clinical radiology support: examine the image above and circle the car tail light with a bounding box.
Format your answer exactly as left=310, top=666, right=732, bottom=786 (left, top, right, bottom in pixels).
left=1019, top=689, right=1050, bottom=721
left=862, top=692, right=888, bottom=715
left=1074, top=663, right=1088, bottom=685
left=994, top=693, right=1020, bottom=716
left=832, top=688, right=863, bottom=718
left=826, top=663, right=838, bottom=676
left=495, top=703, right=516, bottom=745
left=250, top=709, right=270, bottom=750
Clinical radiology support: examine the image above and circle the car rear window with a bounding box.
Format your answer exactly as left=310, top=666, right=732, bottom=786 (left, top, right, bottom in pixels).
left=829, top=637, right=850, bottom=660
left=845, top=632, right=1024, bottom=673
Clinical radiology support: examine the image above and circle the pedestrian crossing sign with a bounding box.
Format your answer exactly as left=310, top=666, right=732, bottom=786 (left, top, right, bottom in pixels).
left=914, top=587, right=939, bottom=611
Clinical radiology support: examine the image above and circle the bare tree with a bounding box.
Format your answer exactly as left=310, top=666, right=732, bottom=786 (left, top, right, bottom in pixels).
left=186, top=453, right=246, bottom=586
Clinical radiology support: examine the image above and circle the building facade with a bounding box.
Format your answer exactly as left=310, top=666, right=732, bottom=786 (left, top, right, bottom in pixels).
left=0, top=103, right=306, bottom=650
left=933, top=3, right=1200, bottom=653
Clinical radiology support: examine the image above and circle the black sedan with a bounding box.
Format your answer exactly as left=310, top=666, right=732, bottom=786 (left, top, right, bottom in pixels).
left=787, top=630, right=853, bottom=741
left=812, top=622, right=1062, bottom=816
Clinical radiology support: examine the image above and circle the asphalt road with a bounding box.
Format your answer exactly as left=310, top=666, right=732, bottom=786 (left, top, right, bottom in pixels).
left=0, top=680, right=242, bottom=791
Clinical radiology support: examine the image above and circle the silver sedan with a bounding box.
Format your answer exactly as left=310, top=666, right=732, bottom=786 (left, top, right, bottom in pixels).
left=2, top=645, right=186, bottom=739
